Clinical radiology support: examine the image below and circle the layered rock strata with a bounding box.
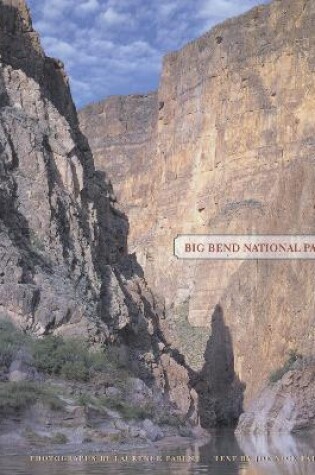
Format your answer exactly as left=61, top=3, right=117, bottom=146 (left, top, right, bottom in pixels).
left=80, top=0, right=315, bottom=424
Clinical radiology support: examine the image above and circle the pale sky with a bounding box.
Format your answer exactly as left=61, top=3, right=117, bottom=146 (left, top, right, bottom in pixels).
left=27, top=0, right=267, bottom=108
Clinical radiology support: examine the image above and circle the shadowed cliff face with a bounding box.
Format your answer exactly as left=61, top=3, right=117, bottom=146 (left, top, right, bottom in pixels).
left=0, top=0, right=124, bottom=338
left=194, top=305, right=245, bottom=428
left=0, top=0, right=76, bottom=124
left=166, top=304, right=245, bottom=429
left=80, top=0, right=315, bottom=415
left=0, top=0, right=201, bottom=423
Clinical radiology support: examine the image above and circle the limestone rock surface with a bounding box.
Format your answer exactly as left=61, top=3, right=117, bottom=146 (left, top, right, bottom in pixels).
left=237, top=361, right=315, bottom=433
left=80, top=0, right=315, bottom=422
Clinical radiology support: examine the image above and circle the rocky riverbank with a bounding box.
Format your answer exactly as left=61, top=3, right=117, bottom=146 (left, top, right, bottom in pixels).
left=0, top=319, right=205, bottom=452
left=237, top=357, right=315, bottom=433
left=0, top=382, right=200, bottom=454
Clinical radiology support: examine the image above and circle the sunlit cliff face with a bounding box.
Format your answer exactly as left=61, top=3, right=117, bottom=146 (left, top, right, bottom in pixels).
left=80, top=0, right=315, bottom=410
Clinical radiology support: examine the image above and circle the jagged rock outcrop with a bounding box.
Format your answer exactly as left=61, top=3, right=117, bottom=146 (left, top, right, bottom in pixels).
left=80, top=0, right=315, bottom=426
left=237, top=360, right=315, bottom=432
left=0, top=0, right=122, bottom=339
left=0, top=0, right=199, bottom=424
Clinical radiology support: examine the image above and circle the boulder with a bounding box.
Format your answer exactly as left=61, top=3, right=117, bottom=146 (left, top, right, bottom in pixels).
left=142, top=419, right=164, bottom=442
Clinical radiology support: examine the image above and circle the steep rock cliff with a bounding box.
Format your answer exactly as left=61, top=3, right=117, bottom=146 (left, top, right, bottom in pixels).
left=0, top=0, right=122, bottom=339
left=0, top=0, right=198, bottom=424
left=237, top=358, right=315, bottom=433
left=80, top=0, right=315, bottom=425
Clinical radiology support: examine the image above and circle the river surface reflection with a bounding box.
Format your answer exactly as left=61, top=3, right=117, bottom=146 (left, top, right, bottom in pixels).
left=1, top=431, right=314, bottom=475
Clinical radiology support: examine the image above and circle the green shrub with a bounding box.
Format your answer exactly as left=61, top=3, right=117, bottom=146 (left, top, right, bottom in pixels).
left=0, top=382, right=40, bottom=410
left=88, top=350, right=109, bottom=373
left=0, top=319, right=125, bottom=384
left=51, top=432, right=68, bottom=444
left=24, top=428, right=50, bottom=445
left=108, top=433, right=123, bottom=443
left=60, top=361, right=89, bottom=382
left=287, top=349, right=303, bottom=366
left=269, top=350, right=302, bottom=384
left=269, top=367, right=287, bottom=383
left=98, top=396, right=152, bottom=421
left=155, top=411, right=184, bottom=427
left=0, top=382, right=62, bottom=411
left=77, top=393, right=94, bottom=407
left=31, top=336, right=91, bottom=377
left=0, top=319, right=29, bottom=370
left=44, top=390, right=64, bottom=411
left=120, top=404, right=152, bottom=421
left=31, top=336, right=64, bottom=375
left=31, top=336, right=112, bottom=381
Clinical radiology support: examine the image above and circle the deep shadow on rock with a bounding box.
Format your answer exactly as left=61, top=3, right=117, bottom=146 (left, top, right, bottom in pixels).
left=160, top=304, right=246, bottom=429
left=0, top=0, right=130, bottom=338
left=193, top=305, right=245, bottom=428
left=119, top=298, right=246, bottom=429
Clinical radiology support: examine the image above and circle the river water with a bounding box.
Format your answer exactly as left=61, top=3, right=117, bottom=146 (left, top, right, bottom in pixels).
left=1, top=431, right=314, bottom=475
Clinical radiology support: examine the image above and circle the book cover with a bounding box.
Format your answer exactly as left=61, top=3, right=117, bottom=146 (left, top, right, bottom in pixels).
left=0, top=0, right=314, bottom=474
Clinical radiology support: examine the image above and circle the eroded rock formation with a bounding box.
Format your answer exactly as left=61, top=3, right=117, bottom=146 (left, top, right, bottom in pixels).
left=80, top=0, right=315, bottom=427
left=237, top=359, right=315, bottom=433
left=0, top=0, right=199, bottom=425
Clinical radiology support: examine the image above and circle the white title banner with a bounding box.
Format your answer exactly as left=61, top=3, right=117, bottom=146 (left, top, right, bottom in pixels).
left=174, top=235, right=315, bottom=260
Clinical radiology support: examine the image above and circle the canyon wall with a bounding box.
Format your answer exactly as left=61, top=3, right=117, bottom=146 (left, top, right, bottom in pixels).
left=80, top=0, right=315, bottom=412
left=0, top=0, right=198, bottom=422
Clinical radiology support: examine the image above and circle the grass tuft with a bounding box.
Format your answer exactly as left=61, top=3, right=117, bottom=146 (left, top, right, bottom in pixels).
left=269, top=350, right=302, bottom=383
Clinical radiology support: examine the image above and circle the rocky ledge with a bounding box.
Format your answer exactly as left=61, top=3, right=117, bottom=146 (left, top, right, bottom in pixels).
left=237, top=358, right=315, bottom=433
